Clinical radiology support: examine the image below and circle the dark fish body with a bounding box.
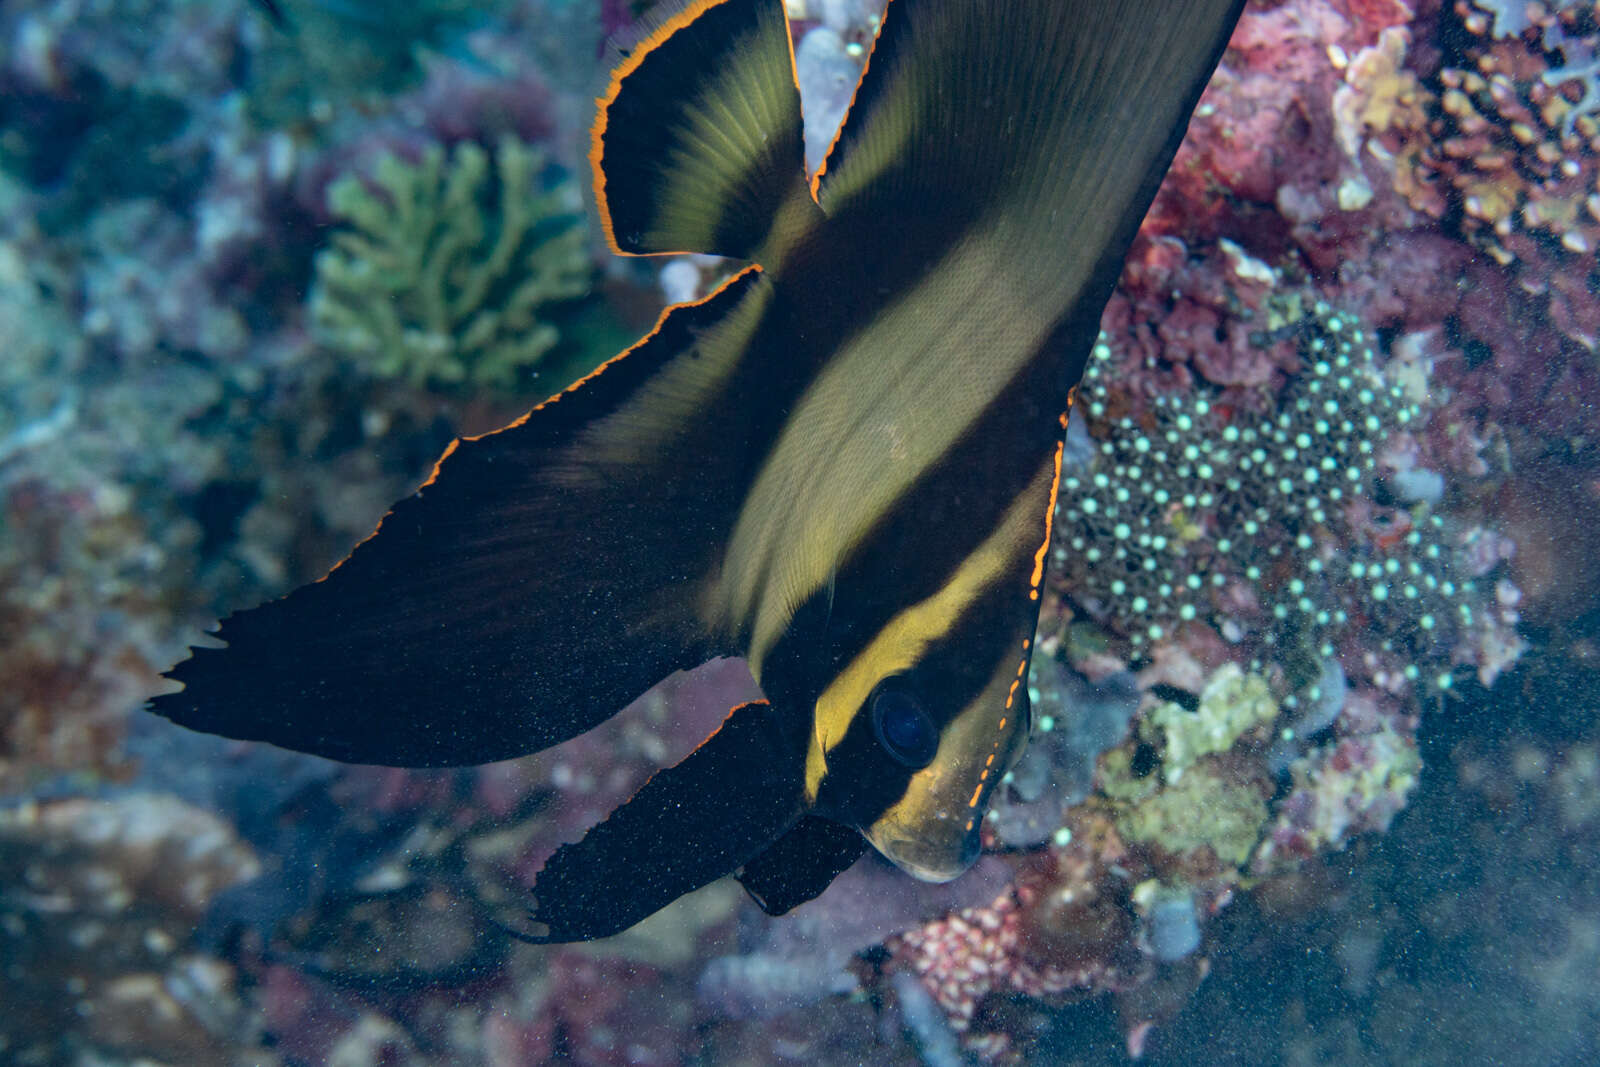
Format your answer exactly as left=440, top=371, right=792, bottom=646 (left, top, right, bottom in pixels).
left=152, top=0, right=1246, bottom=942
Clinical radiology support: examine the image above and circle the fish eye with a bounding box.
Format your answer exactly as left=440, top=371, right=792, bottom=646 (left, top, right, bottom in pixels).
left=870, top=678, right=938, bottom=769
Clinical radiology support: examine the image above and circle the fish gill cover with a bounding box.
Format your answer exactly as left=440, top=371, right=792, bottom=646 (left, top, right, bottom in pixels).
left=1, top=0, right=1598, bottom=1065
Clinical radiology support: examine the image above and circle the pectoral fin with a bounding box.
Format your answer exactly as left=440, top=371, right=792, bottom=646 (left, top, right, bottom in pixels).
left=510, top=700, right=808, bottom=943
left=736, top=815, right=866, bottom=916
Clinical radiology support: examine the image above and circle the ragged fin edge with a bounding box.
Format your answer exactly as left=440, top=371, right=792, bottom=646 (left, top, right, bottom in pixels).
left=324, top=260, right=764, bottom=577
left=591, top=0, right=815, bottom=259
left=149, top=266, right=769, bottom=769
left=501, top=700, right=808, bottom=943
left=805, top=2, right=884, bottom=203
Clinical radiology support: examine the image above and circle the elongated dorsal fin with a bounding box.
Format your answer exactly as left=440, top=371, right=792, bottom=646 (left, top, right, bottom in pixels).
left=593, top=0, right=814, bottom=259
left=815, top=0, right=1244, bottom=286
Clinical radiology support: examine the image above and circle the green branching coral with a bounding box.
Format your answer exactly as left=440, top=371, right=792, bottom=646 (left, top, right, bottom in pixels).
left=310, top=138, right=591, bottom=390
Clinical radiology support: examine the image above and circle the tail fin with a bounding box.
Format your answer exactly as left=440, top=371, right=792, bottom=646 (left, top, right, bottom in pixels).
left=593, top=0, right=816, bottom=259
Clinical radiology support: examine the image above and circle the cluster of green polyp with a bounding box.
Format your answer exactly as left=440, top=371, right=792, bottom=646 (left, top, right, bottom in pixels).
left=1053, top=299, right=1483, bottom=691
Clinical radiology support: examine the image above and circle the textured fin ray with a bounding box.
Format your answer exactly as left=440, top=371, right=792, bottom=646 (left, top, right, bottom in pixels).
left=593, top=0, right=818, bottom=258
left=151, top=269, right=773, bottom=767
left=818, top=0, right=1245, bottom=286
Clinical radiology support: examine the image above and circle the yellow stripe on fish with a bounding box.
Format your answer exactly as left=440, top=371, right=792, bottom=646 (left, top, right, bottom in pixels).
left=150, top=0, right=1247, bottom=942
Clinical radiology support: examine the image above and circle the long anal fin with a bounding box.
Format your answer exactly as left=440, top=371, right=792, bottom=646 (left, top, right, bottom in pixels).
left=150, top=268, right=773, bottom=767
left=510, top=700, right=806, bottom=943
left=594, top=0, right=818, bottom=258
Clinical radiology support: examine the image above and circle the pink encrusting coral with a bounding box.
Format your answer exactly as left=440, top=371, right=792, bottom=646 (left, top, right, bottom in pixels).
left=891, top=820, right=1144, bottom=1060
left=1142, top=0, right=1424, bottom=260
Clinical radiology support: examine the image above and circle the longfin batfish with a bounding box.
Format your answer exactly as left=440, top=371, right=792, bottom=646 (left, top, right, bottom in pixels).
left=150, top=0, right=1246, bottom=942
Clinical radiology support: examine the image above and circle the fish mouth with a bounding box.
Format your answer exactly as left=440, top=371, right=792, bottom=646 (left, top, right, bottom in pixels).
left=867, top=823, right=982, bottom=883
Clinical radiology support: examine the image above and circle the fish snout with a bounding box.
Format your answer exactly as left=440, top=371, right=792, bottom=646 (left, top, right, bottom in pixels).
left=867, top=816, right=982, bottom=883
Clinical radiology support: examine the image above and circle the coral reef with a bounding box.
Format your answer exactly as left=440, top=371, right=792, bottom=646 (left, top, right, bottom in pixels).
left=1141, top=664, right=1278, bottom=781
left=1103, top=747, right=1270, bottom=879
left=1133, top=649, right=1600, bottom=1065
left=1402, top=2, right=1600, bottom=350
left=310, top=138, right=592, bottom=390
left=789, top=0, right=885, bottom=173
left=900, top=646, right=1430, bottom=1060
left=990, top=659, right=1141, bottom=847
left=1, top=0, right=1593, bottom=1062
left=1493, top=458, right=1600, bottom=624
left=1054, top=285, right=1508, bottom=696
left=890, top=820, right=1143, bottom=1061
left=0, top=794, right=263, bottom=1064
left=1101, top=675, right=1278, bottom=878
left=1255, top=699, right=1422, bottom=870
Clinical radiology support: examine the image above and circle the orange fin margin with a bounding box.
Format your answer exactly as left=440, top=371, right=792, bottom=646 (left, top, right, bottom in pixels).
left=591, top=0, right=812, bottom=259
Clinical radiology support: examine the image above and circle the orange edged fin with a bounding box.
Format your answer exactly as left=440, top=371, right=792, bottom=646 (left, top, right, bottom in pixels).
left=509, top=700, right=807, bottom=943
left=150, top=268, right=775, bottom=768
left=593, top=0, right=814, bottom=258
